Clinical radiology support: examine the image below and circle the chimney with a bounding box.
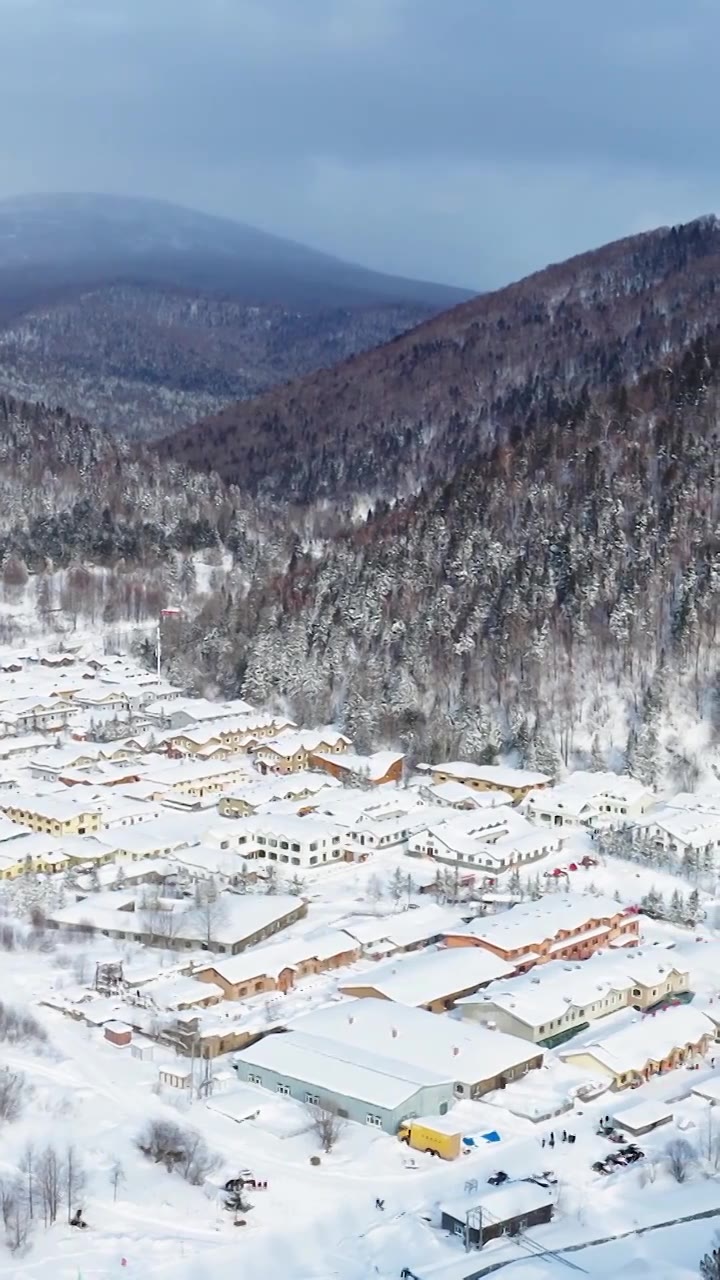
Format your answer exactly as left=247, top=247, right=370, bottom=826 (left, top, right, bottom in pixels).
left=391, top=1027, right=398, bottom=1038
left=348, top=1015, right=354, bottom=1024
left=452, top=1046, right=459, bottom=1056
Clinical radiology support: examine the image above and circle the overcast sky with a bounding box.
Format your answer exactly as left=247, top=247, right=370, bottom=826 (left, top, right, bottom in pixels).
left=1, top=0, right=717, bottom=289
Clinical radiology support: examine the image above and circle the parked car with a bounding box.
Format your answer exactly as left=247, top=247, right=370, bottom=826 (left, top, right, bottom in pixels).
left=488, top=1170, right=509, bottom=1186
left=526, top=1171, right=557, bottom=1188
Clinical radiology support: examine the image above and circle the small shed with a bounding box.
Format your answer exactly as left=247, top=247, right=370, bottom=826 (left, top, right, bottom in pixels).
left=440, top=1182, right=554, bottom=1249
left=103, top=1020, right=132, bottom=1048
left=612, top=1099, right=674, bottom=1136
left=159, top=1067, right=193, bottom=1090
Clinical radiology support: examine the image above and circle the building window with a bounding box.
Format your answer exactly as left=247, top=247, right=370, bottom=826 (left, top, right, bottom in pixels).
left=365, top=1114, right=383, bottom=1128
left=276, top=1084, right=290, bottom=1096
left=249, top=1074, right=262, bottom=1085
left=305, top=1093, right=319, bottom=1105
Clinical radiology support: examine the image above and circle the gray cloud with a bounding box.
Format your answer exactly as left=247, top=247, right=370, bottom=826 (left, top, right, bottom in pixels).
left=1, top=0, right=718, bottom=287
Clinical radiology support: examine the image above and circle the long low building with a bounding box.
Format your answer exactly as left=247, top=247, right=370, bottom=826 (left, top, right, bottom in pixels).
left=444, top=893, right=639, bottom=971
left=234, top=997, right=543, bottom=1131
left=234, top=1028, right=457, bottom=1132
left=47, top=889, right=307, bottom=955
left=561, top=1005, right=717, bottom=1088
left=339, top=945, right=515, bottom=1012
left=198, top=930, right=361, bottom=1000
left=458, top=948, right=691, bottom=1046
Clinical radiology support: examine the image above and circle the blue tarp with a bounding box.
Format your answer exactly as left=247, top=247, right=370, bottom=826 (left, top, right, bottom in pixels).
left=463, top=1130, right=501, bottom=1146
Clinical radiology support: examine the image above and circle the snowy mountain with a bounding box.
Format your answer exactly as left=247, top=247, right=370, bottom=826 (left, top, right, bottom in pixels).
left=0, top=194, right=471, bottom=437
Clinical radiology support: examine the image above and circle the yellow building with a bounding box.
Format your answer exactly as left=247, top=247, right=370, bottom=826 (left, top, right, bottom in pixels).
left=561, top=1007, right=716, bottom=1089
left=0, top=795, right=103, bottom=837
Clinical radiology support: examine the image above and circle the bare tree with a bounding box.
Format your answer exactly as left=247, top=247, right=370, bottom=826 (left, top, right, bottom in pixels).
left=37, top=1144, right=63, bottom=1226
left=140, top=888, right=185, bottom=946
left=191, top=879, right=229, bottom=948
left=180, top=1130, right=221, bottom=1186
left=306, top=1102, right=346, bottom=1154
left=665, top=1137, right=695, bottom=1183
left=3, top=1179, right=30, bottom=1254
left=64, top=1144, right=85, bottom=1224
left=366, top=874, right=384, bottom=905
left=18, top=1143, right=35, bottom=1221
left=136, top=1118, right=218, bottom=1185
left=0, top=1069, right=25, bottom=1123
left=109, top=1158, right=125, bottom=1202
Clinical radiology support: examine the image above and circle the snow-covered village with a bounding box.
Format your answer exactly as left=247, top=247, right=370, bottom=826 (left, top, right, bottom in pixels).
left=0, top=645, right=720, bottom=1278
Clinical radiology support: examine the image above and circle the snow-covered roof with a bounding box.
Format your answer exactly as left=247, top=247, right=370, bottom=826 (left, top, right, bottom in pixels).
left=203, top=929, right=356, bottom=986
left=341, top=946, right=514, bottom=1005
left=235, top=1029, right=451, bottom=1109
left=447, top=893, right=625, bottom=954
left=338, top=904, right=464, bottom=950
left=458, top=947, right=688, bottom=1029
left=562, top=1006, right=715, bottom=1074
left=440, top=1180, right=554, bottom=1225
left=311, top=750, right=404, bottom=780
left=431, top=762, right=551, bottom=788
left=47, top=888, right=303, bottom=947
left=292, top=998, right=543, bottom=1084
left=0, top=792, right=103, bottom=821
left=254, top=728, right=349, bottom=759
left=611, top=1099, right=673, bottom=1131
left=423, top=781, right=505, bottom=808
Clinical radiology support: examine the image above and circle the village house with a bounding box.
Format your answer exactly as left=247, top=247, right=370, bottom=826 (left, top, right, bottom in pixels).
left=524, top=770, right=654, bottom=831
left=46, top=889, right=307, bottom=955
left=0, top=696, right=79, bottom=734
left=458, top=948, right=691, bottom=1047
left=143, top=697, right=255, bottom=730
left=198, top=930, right=361, bottom=1001
left=635, top=795, right=720, bottom=862
left=0, top=792, right=104, bottom=837
left=339, top=945, right=515, bottom=1012
left=217, top=773, right=339, bottom=819
left=407, top=805, right=563, bottom=875
left=561, top=1006, right=717, bottom=1088
left=252, top=729, right=351, bottom=776
left=418, top=780, right=507, bottom=810
left=161, top=712, right=295, bottom=757
left=309, top=749, right=404, bottom=787
left=443, top=893, right=639, bottom=971
left=440, top=1183, right=554, bottom=1250
left=139, top=758, right=254, bottom=801
left=338, top=904, right=465, bottom=959
left=28, top=744, right=105, bottom=782
left=427, top=762, right=551, bottom=803
left=226, top=812, right=348, bottom=870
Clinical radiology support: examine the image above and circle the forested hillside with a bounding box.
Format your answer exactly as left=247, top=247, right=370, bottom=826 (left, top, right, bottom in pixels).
left=6, top=218, right=720, bottom=781
left=160, top=216, right=720, bottom=501
left=0, top=288, right=432, bottom=438
left=186, top=332, right=718, bottom=783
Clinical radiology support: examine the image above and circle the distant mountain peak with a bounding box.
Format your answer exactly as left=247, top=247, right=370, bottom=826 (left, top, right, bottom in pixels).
left=0, top=191, right=473, bottom=309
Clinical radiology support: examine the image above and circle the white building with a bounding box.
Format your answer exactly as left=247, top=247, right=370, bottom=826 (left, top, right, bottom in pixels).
left=524, top=771, right=654, bottom=830
left=230, top=813, right=347, bottom=870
